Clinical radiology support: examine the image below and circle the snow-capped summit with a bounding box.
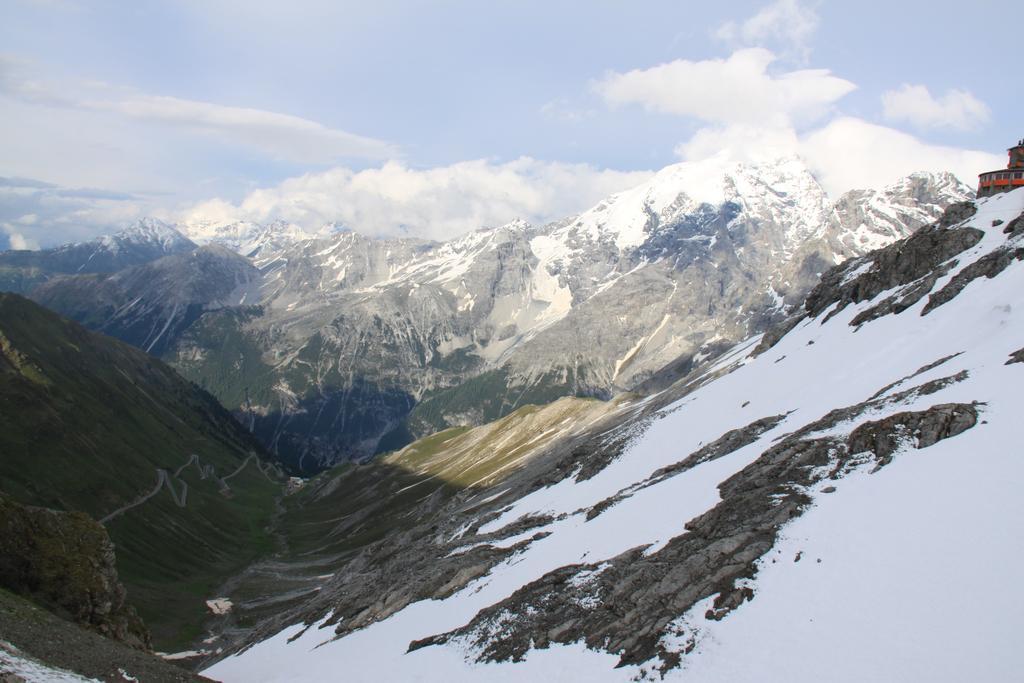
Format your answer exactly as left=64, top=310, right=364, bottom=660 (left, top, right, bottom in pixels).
left=564, top=155, right=833, bottom=254
left=179, top=218, right=316, bottom=266
left=102, top=218, right=194, bottom=254
left=0, top=218, right=196, bottom=291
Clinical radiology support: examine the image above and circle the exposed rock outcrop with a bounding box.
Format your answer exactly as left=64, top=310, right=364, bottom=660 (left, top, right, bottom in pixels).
left=757, top=201, right=983, bottom=357
left=0, top=494, right=150, bottom=649
left=804, top=201, right=981, bottom=320
left=413, top=392, right=978, bottom=671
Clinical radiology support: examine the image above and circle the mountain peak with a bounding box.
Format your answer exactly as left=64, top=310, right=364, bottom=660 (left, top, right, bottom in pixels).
left=831, top=170, right=974, bottom=255
left=563, top=154, right=829, bottom=251
left=109, top=218, right=192, bottom=251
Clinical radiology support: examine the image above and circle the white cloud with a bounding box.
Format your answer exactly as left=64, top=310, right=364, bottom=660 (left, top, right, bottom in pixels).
left=0, top=57, right=396, bottom=165
left=181, top=158, right=653, bottom=240
left=881, top=84, right=990, bottom=131
left=714, top=0, right=819, bottom=60
left=0, top=176, right=150, bottom=249
left=594, top=48, right=854, bottom=128
left=87, top=95, right=396, bottom=163
left=799, top=117, right=999, bottom=196
left=2, top=227, right=40, bottom=250
left=674, top=123, right=802, bottom=165
left=674, top=118, right=1001, bottom=198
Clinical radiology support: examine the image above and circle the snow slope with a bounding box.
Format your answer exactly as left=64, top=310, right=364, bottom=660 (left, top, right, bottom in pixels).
left=0, top=642, right=100, bottom=683
left=205, top=191, right=1023, bottom=681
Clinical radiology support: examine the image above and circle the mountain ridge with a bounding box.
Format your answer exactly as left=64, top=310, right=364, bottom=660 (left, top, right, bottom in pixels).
left=4, top=159, right=973, bottom=471
left=202, top=186, right=1024, bottom=683
left=0, top=218, right=196, bottom=293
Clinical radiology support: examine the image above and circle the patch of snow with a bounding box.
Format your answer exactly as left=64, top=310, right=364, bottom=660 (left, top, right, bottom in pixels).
left=0, top=641, right=101, bottom=682
left=206, top=598, right=233, bottom=615
left=160, top=649, right=210, bottom=660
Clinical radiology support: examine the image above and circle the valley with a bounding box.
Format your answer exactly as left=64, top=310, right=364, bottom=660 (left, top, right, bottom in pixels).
left=9, top=162, right=971, bottom=474
left=1, top=4, right=1019, bottom=681
left=0, top=294, right=283, bottom=650
left=1, top=167, right=1020, bottom=682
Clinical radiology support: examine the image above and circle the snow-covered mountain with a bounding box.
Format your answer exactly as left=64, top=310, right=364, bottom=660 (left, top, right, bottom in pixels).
left=10, top=157, right=973, bottom=471
left=180, top=219, right=319, bottom=265
left=0, top=218, right=196, bottom=292
left=51, top=217, right=195, bottom=269
left=163, top=158, right=970, bottom=470
left=832, top=171, right=970, bottom=253
left=203, top=187, right=1024, bottom=683
left=101, top=217, right=196, bottom=255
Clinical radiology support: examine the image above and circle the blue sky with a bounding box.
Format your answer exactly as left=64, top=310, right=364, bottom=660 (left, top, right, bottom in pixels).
left=0, top=0, right=1019, bottom=248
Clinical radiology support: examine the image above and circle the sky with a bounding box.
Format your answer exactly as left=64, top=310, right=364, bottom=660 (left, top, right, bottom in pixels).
left=0, top=0, right=1019, bottom=249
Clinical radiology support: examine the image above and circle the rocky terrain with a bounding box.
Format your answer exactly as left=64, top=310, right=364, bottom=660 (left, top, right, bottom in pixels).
left=32, top=245, right=260, bottom=356
left=0, top=588, right=210, bottom=682
left=0, top=494, right=223, bottom=680
left=9, top=159, right=973, bottom=472
left=201, top=188, right=1024, bottom=682
left=0, top=494, right=149, bottom=649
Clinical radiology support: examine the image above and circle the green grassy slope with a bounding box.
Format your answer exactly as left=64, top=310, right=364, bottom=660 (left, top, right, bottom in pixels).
left=0, top=293, right=282, bottom=650
left=281, top=395, right=616, bottom=559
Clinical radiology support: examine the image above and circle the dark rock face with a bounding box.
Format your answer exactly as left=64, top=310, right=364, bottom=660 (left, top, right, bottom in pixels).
left=758, top=201, right=983, bottom=357
left=847, top=403, right=977, bottom=463
left=752, top=314, right=804, bottom=356
left=585, top=413, right=788, bottom=521
left=1002, top=212, right=1024, bottom=237
left=414, top=383, right=978, bottom=672
left=0, top=494, right=151, bottom=649
left=804, top=202, right=981, bottom=320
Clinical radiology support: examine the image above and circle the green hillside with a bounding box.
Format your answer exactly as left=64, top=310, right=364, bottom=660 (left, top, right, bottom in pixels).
left=0, top=293, right=282, bottom=650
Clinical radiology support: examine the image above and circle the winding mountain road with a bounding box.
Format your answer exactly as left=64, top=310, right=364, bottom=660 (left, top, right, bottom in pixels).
left=99, top=452, right=275, bottom=524
left=99, top=468, right=187, bottom=524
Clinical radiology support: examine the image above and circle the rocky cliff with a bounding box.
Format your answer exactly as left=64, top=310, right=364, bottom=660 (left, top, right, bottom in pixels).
left=0, top=494, right=150, bottom=649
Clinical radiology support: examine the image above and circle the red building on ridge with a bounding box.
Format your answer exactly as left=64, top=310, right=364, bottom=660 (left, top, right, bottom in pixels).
left=977, top=139, right=1024, bottom=197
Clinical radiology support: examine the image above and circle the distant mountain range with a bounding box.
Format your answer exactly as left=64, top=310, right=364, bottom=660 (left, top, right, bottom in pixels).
left=203, top=184, right=1024, bottom=683
left=0, top=158, right=972, bottom=472
left=0, top=218, right=196, bottom=292
left=2, top=156, right=1019, bottom=683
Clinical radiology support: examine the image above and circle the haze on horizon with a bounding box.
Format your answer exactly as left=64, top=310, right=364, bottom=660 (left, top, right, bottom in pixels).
left=0, top=0, right=1019, bottom=249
